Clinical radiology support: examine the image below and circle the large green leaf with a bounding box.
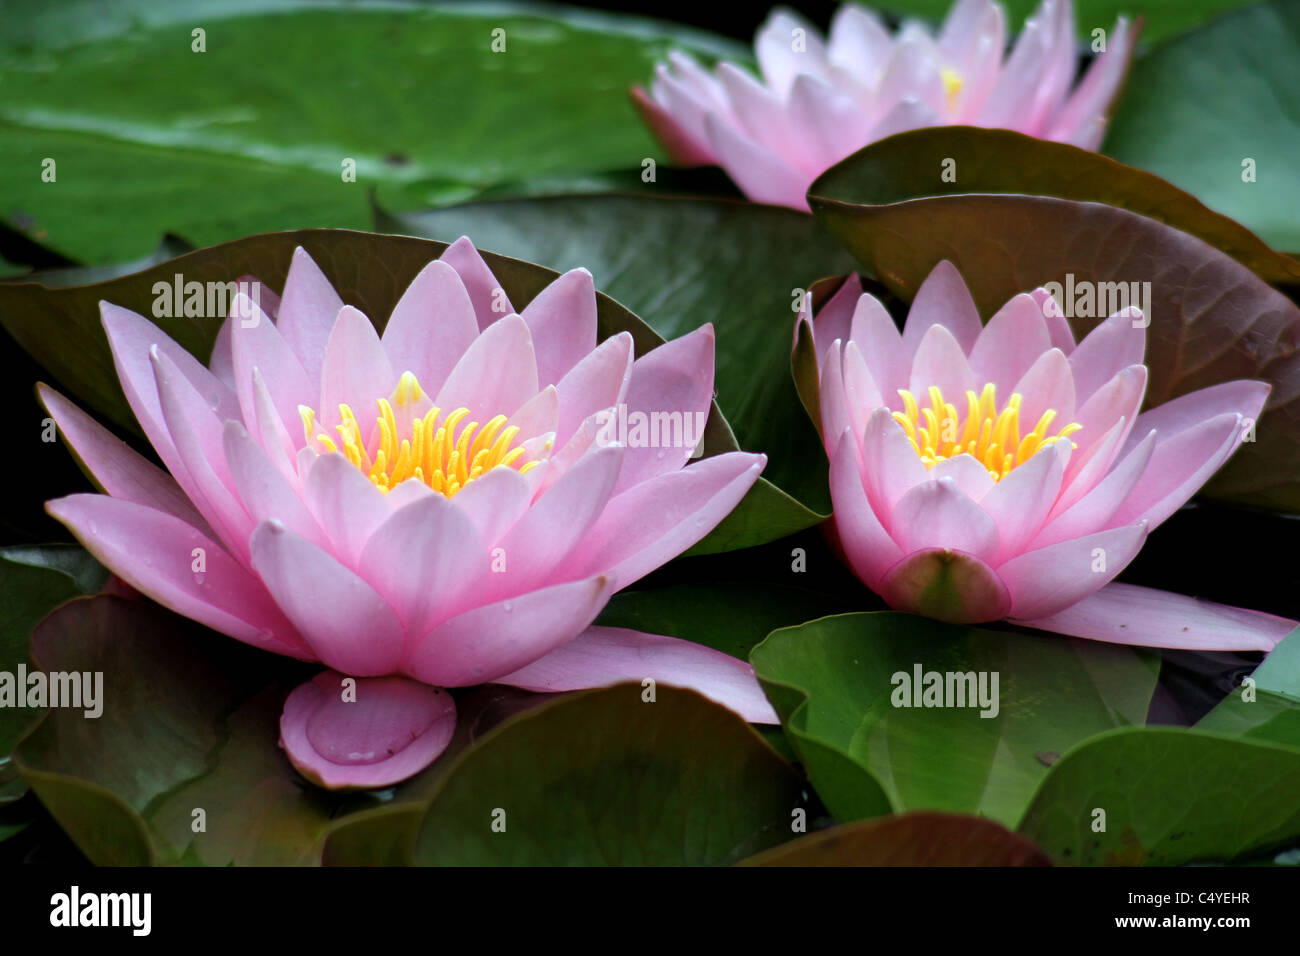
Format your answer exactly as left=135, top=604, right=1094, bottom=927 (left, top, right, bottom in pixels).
left=411, top=685, right=803, bottom=865
left=809, top=142, right=1300, bottom=511
left=739, top=811, right=1051, bottom=866
left=379, top=194, right=860, bottom=537
left=1105, top=0, right=1300, bottom=252
left=1194, top=626, right=1300, bottom=749
left=0, top=227, right=776, bottom=551
left=1017, top=726, right=1300, bottom=864
left=0, top=546, right=106, bottom=805
left=750, top=612, right=1159, bottom=826
left=0, top=0, right=742, bottom=264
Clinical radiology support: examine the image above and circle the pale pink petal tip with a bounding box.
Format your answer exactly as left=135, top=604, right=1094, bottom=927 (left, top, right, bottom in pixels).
left=279, top=671, right=457, bottom=789
left=497, top=626, right=779, bottom=724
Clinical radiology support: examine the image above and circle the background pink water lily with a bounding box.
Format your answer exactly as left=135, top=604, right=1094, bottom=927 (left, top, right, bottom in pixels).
left=634, top=0, right=1137, bottom=209
left=802, top=260, right=1297, bottom=650
left=41, top=238, right=778, bottom=789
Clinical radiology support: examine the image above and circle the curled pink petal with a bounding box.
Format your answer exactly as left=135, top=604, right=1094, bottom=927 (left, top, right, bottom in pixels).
left=280, top=671, right=456, bottom=789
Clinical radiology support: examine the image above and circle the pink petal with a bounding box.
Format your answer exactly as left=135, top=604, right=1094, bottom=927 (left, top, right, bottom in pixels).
left=841, top=340, right=885, bottom=440
left=1108, top=412, right=1246, bottom=530
left=1009, top=347, right=1076, bottom=429
left=876, top=28, right=947, bottom=119
left=788, top=73, right=872, bottom=168
left=1031, top=287, right=1077, bottom=352
left=319, top=306, right=396, bottom=429
left=1067, top=306, right=1146, bottom=403
left=1067, top=364, right=1146, bottom=471
left=966, top=293, right=1053, bottom=397
left=39, top=384, right=210, bottom=532
left=497, top=626, right=779, bottom=724
left=438, top=236, right=514, bottom=331
left=979, top=440, right=1069, bottom=563
left=571, top=452, right=765, bottom=588
left=861, top=407, right=930, bottom=518
left=1018, top=583, right=1296, bottom=651
left=1047, top=18, right=1136, bottom=148
left=928, top=453, right=996, bottom=501
left=380, top=259, right=479, bottom=394
left=280, top=671, right=456, bottom=789
left=878, top=548, right=1011, bottom=623
left=902, top=260, right=983, bottom=355
left=277, top=248, right=344, bottom=384
left=449, top=466, right=533, bottom=548
left=222, top=421, right=326, bottom=549
left=250, top=519, right=403, bottom=675
left=404, top=575, right=616, bottom=687
left=555, top=332, right=634, bottom=448
left=47, top=494, right=307, bottom=657
left=1036, top=429, right=1155, bottom=548
left=229, top=292, right=314, bottom=440
left=520, top=268, right=599, bottom=386
left=828, top=430, right=903, bottom=590
left=302, top=452, right=391, bottom=567
left=866, top=97, right=942, bottom=142
left=811, top=274, right=863, bottom=368
left=356, top=493, right=488, bottom=639
left=848, top=292, right=910, bottom=400
left=715, top=63, right=796, bottom=158
left=999, top=522, right=1148, bottom=620
left=755, top=10, right=825, bottom=97
left=433, top=313, right=538, bottom=422
left=818, top=340, right=851, bottom=449
left=829, top=4, right=893, bottom=82
left=704, top=112, right=810, bottom=209
left=890, top=477, right=1000, bottom=562
left=630, top=85, right=716, bottom=166
left=611, top=324, right=716, bottom=495
left=907, top=323, right=978, bottom=403
left=1121, top=380, right=1270, bottom=458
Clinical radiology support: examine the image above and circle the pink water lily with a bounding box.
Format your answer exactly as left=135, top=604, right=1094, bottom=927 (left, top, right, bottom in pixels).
left=42, top=238, right=777, bottom=789
left=634, top=0, right=1137, bottom=209
left=802, top=261, right=1297, bottom=650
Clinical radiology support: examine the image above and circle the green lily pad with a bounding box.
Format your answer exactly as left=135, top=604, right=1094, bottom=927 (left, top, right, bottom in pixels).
left=0, top=0, right=742, bottom=264
left=808, top=141, right=1300, bottom=512
left=1194, top=625, right=1300, bottom=749
left=0, top=545, right=106, bottom=804
left=378, top=194, right=860, bottom=539
left=750, top=612, right=1159, bottom=826
left=1017, top=726, right=1300, bottom=864
left=1105, top=0, right=1300, bottom=252
left=739, top=811, right=1051, bottom=866
left=411, top=684, right=804, bottom=865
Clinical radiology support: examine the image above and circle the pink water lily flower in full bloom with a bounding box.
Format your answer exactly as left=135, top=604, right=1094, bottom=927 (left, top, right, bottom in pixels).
left=803, top=261, right=1298, bottom=650
left=634, top=0, right=1137, bottom=209
left=42, top=238, right=778, bottom=789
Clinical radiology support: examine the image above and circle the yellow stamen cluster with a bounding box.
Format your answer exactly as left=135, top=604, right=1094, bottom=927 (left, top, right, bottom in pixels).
left=299, top=371, right=538, bottom=497
left=941, top=68, right=964, bottom=113
left=892, top=383, right=1081, bottom=482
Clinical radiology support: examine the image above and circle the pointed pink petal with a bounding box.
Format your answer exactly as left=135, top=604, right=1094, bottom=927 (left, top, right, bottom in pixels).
left=302, top=453, right=391, bottom=567
left=433, top=313, right=538, bottom=422
left=879, top=548, right=1011, bottom=623
left=811, top=274, right=862, bottom=367
left=280, top=671, right=456, bottom=789
left=497, top=626, right=779, bottom=724
left=449, top=466, right=533, bottom=548
left=39, top=383, right=209, bottom=532
left=380, top=259, right=479, bottom=394
left=841, top=340, right=884, bottom=440
left=755, top=9, right=825, bottom=97
left=928, top=453, right=996, bottom=501
left=631, top=85, right=716, bottom=166
left=1068, top=364, right=1146, bottom=471
left=1048, top=17, right=1136, bottom=147
left=902, top=260, right=983, bottom=355
left=250, top=520, right=403, bottom=675
left=715, top=63, right=795, bottom=157
left=999, top=522, right=1148, bottom=620
left=890, top=477, right=1000, bottom=561
left=1036, top=429, right=1155, bottom=548
left=229, top=292, right=314, bottom=439
left=966, top=293, right=1052, bottom=397
left=1067, top=306, right=1146, bottom=402
left=876, top=28, right=947, bottom=118
left=1018, top=583, right=1296, bottom=651
left=612, top=324, right=716, bottom=495
left=223, top=421, right=326, bottom=548
left=277, top=248, right=344, bottom=384
left=1122, top=380, right=1270, bottom=457
left=907, top=323, right=978, bottom=402
left=704, top=112, right=810, bottom=209
left=438, top=237, right=514, bottom=331
left=405, top=575, right=616, bottom=686
left=818, top=340, right=851, bottom=449
left=867, top=97, right=943, bottom=141
left=828, top=430, right=903, bottom=590
left=788, top=73, right=872, bottom=167
left=572, top=452, right=765, bottom=588
left=980, top=440, right=1069, bottom=563
left=520, top=268, right=599, bottom=386
left=829, top=4, right=892, bottom=81
left=1031, top=287, right=1077, bottom=352
left=848, top=292, right=909, bottom=400
left=357, top=494, right=487, bottom=639
left=47, top=494, right=307, bottom=657
left=319, top=306, right=396, bottom=429
left=555, top=332, right=633, bottom=448
left=861, top=407, right=930, bottom=518
left=1010, top=347, right=1076, bottom=428
left=1109, top=412, right=1246, bottom=530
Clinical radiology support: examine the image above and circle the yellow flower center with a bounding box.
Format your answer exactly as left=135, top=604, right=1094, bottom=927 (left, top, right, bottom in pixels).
left=299, top=371, right=538, bottom=497
left=892, top=383, right=1081, bottom=482
left=941, top=68, right=964, bottom=113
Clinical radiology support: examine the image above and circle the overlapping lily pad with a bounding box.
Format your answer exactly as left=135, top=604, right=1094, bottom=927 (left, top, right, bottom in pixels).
left=0, top=0, right=743, bottom=264
left=750, top=612, right=1160, bottom=826
left=808, top=132, right=1300, bottom=511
